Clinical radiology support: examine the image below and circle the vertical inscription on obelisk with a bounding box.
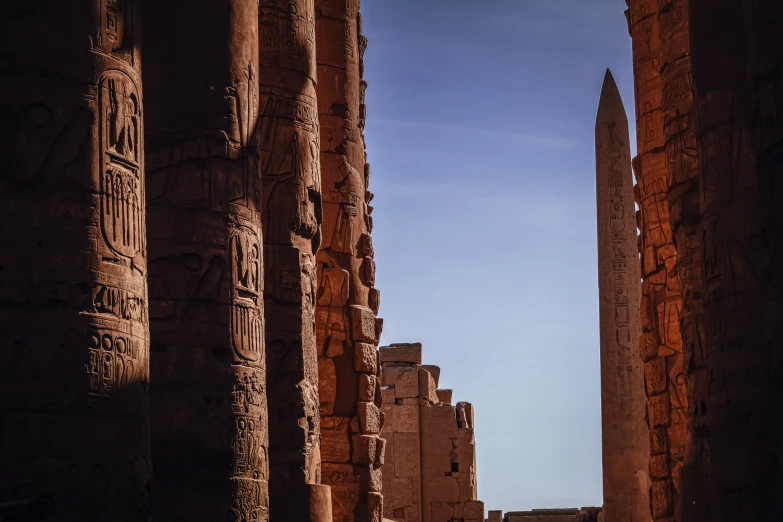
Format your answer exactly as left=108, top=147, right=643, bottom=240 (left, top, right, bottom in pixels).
left=596, top=70, right=651, bottom=522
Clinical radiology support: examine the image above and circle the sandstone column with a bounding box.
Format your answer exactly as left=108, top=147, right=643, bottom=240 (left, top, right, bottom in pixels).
left=688, top=1, right=774, bottom=520
left=256, top=1, right=331, bottom=519
left=654, top=1, right=712, bottom=518
left=0, top=1, right=151, bottom=519
left=627, top=2, right=689, bottom=519
left=142, top=1, right=268, bottom=520
left=595, top=69, right=651, bottom=522
left=315, top=2, right=385, bottom=521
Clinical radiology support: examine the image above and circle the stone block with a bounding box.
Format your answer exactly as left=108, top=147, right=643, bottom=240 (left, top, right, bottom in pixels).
left=487, top=510, right=503, bottom=522
left=353, top=434, right=378, bottom=465
left=375, top=436, right=386, bottom=467
left=321, top=424, right=351, bottom=464
left=382, top=364, right=412, bottom=387
left=368, top=492, right=383, bottom=522
left=651, top=479, right=672, bottom=518
left=649, top=454, right=669, bottom=479
left=395, top=368, right=420, bottom=399
left=319, top=358, right=337, bottom=415
left=394, top=432, right=419, bottom=478
left=392, top=404, right=419, bottom=433
left=359, top=401, right=382, bottom=434
left=355, top=342, right=378, bottom=374
left=359, top=374, right=376, bottom=402
left=381, top=386, right=396, bottom=405
left=419, top=368, right=439, bottom=404
left=422, top=364, right=440, bottom=386
left=351, top=305, right=377, bottom=343
left=465, top=500, right=485, bottom=520
left=379, top=343, right=422, bottom=364
left=645, top=358, right=668, bottom=394
left=648, top=392, right=671, bottom=427
left=359, top=464, right=383, bottom=493
left=437, top=389, right=453, bottom=404
left=650, top=426, right=669, bottom=455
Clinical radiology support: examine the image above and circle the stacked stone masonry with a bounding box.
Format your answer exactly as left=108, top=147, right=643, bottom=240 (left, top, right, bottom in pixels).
left=379, top=343, right=486, bottom=522
left=626, top=1, right=688, bottom=519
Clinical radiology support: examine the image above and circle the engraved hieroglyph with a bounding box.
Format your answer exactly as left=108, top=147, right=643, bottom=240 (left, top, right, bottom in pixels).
left=0, top=0, right=151, bottom=519
left=595, top=69, right=651, bottom=522
left=142, top=0, right=268, bottom=519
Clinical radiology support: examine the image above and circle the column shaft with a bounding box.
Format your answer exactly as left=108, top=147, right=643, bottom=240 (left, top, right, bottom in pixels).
left=0, top=1, right=151, bottom=519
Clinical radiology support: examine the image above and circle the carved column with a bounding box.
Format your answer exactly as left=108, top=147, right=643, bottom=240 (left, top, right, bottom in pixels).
left=143, top=1, right=268, bottom=520
left=0, top=1, right=151, bottom=519
left=256, top=0, right=331, bottom=520
left=743, top=2, right=783, bottom=516
left=315, top=1, right=385, bottom=521
left=655, top=1, right=712, bottom=518
left=688, top=1, right=772, bottom=520
left=627, top=2, right=688, bottom=520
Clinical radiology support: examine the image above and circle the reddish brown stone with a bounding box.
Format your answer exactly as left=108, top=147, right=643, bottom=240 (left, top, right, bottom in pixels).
left=0, top=2, right=152, bottom=518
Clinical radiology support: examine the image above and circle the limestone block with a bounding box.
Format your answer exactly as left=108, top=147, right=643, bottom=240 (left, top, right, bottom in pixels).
left=487, top=510, right=503, bottom=522
left=648, top=392, right=671, bottom=427
left=422, top=365, right=441, bottom=386
left=436, top=389, right=453, bottom=404
left=359, top=464, right=383, bottom=493
left=379, top=343, right=422, bottom=364
left=351, top=305, right=377, bottom=343
left=355, top=342, right=378, bottom=374
left=375, top=436, right=386, bottom=466
left=650, top=426, right=668, bottom=455
left=382, top=364, right=413, bottom=387
left=645, top=358, right=668, bottom=394
left=651, top=479, right=672, bottom=518
left=649, top=454, right=669, bottom=479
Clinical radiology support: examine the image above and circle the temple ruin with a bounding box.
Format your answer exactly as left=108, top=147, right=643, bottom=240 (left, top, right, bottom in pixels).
left=1, top=1, right=783, bottom=521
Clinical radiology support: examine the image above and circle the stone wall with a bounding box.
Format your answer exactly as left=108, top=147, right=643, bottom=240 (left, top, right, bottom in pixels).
left=380, top=343, right=485, bottom=522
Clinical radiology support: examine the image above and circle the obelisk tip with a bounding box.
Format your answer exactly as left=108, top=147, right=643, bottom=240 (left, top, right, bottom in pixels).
left=597, top=68, right=626, bottom=124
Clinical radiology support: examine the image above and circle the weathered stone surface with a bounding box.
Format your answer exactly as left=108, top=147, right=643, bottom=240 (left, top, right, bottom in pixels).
left=436, top=389, right=453, bottom=405
left=0, top=2, right=152, bottom=519
left=380, top=343, right=423, bottom=365
left=595, top=68, right=651, bottom=522
left=626, top=2, right=691, bottom=519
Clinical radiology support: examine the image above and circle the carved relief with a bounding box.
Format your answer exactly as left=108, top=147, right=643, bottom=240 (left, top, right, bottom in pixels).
left=100, top=70, right=144, bottom=260
left=231, top=226, right=264, bottom=363
left=86, top=329, right=146, bottom=397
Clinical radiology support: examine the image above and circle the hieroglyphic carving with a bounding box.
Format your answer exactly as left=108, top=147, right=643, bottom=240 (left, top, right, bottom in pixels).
left=100, top=71, right=144, bottom=260
left=232, top=226, right=264, bottom=362
left=595, top=69, right=650, bottom=522
left=87, top=328, right=147, bottom=396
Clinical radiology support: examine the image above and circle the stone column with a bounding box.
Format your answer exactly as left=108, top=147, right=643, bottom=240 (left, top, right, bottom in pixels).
left=688, top=1, right=772, bottom=520
left=315, top=1, right=385, bottom=521
left=142, top=1, right=268, bottom=520
left=595, top=70, right=651, bottom=522
left=256, top=1, right=331, bottom=520
left=655, top=1, right=712, bottom=518
left=627, top=2, right=689, bottom=519
left=743, top=3, right=783, bottom=517
left=0, top=1, right=151, bottom=519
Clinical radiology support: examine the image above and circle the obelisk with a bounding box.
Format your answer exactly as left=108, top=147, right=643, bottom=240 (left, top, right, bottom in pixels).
left=595, top=69, right=651, bottom=522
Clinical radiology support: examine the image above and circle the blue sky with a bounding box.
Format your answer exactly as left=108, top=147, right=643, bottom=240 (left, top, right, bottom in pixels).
left=361, top=0, right=636, bottom=512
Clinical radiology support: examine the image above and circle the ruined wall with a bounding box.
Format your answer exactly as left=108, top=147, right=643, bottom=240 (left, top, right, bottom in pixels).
left=503, top=509, right=602, bottom=522
left=687, top=1, right=779, bottom=520
left=0, top=1, right=151, bottom=519
left=626, top=1, right=687, bottom=519
left=143, top=1, right=269, bottom=519
left=380, top=344, right=485, bottom=522
left=255, top=1, right=331, bottom=518
left=315, top=1, right=385, bottom=521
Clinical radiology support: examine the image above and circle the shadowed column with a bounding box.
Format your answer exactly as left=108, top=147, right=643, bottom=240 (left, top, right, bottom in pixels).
left=142, top=1, right=269, bottom=520
left=595, top=69, right=651, bottom=522
left=315, top=1, right=385, bottom=521
left=0, top=1, right=151, bottom=519
left=256, top=0, right=332, bottom=520
left=688, top=1, right=773, bottom=520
